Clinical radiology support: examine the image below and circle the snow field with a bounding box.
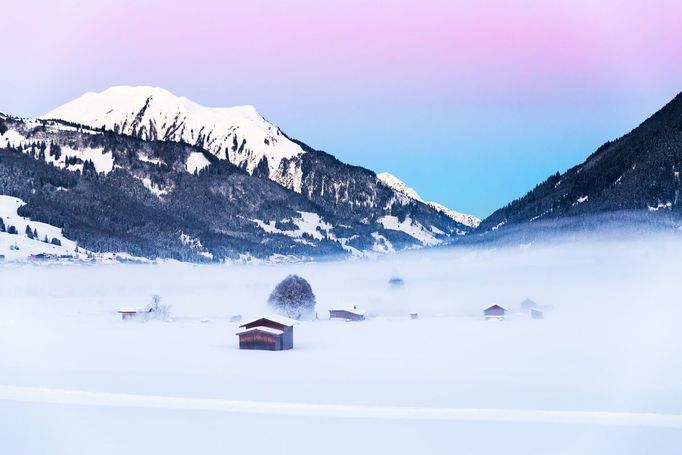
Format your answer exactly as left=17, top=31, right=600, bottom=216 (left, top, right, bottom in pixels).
left=1, top=237, right=682, bottom=453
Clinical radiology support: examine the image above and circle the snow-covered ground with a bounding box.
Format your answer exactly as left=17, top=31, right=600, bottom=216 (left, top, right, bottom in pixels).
left=0, top=195, right=80, bottom=260
left=1, top=237, right=682, bottom=454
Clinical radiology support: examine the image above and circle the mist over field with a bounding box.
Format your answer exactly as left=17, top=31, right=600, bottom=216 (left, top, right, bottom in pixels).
left=2, top=235, right=682, bottom=454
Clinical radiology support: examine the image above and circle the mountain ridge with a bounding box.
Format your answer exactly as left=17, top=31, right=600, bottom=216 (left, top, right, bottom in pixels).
left=479, top=90, right=682, bottom=232
left=1, top=88, right=473, bottom=262
left=377, top=172, right=480, bottom=228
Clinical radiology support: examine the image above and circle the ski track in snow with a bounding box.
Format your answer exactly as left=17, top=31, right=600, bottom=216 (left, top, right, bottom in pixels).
left=1, top=385, right=681, bottom=429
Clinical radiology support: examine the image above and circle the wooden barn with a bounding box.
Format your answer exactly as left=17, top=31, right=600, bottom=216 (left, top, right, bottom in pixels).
left=237, top=316, right=294, bottom=351
left=483, top=304, right=507, bottom=319
left=329, top=307, right=365, bottom=321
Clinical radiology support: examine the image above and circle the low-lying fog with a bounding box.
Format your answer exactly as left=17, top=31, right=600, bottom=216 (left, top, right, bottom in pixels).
left=3, top=233, right=681, bottom=321
left=1, top=234, right=681, bottom=454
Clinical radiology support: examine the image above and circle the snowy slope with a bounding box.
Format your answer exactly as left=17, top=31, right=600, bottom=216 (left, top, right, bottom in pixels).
left=376, top=172, right=425, bottom=202
left=42, top=86, right=306, bottom=190
left=0, top=195, right=80, bottom=260
left=0, top=116, right=114, bottom=174
left=2, top=113, right=464, bottom=259
left=426, top=201, right=481, bottom=229
left=377, top=172, right=480, bottom=228
left=35, top=88, right=476, bottom=250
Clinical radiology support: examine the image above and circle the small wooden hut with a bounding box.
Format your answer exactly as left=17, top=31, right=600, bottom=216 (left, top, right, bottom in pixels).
left=237, top=316, right=294, bottom=351
left=329, top=307, right=365, bottom=321
left=483, top=304, right=507, bottom=319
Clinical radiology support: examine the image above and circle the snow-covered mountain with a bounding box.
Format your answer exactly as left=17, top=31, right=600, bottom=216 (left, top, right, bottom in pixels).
left=479, top=90, right=682, bottom=232
left=1, top=92, right=475, bottom=262
left=376, top=172, right=425, bottom=202
left=36, top=86, right=475, bottom=249
left=377, top=172, right=481, bottom=228
left=42, top=86, right=306, bottom=190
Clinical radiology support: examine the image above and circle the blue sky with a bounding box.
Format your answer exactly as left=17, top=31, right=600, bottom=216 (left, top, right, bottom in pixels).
left=1, top=0, right=681, bottom=218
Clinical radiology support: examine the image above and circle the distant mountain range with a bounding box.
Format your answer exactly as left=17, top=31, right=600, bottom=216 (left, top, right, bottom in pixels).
left=0, top=86, right=475, bottom=262
left=479, top=91, right=682, bottom=233
left=3, top=86, right=681, bottom=262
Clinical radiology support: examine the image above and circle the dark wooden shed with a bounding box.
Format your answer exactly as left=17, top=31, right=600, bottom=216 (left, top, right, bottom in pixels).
left=237, top=316, right=294, bottom=350
left=484, top=304, right=507, bottom=319
left=329, top=308, right=365, bottom=321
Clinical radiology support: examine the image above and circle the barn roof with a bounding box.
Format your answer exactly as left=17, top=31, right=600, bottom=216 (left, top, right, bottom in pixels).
left=239, top=314, right=296, bottom=328
left=236, top=326, right=284, bottom=336
left=117, top=307, right=140, bottom=313
left=330, top=307, right=365, bottom=316
left=484, top=304, right=506, bottom=311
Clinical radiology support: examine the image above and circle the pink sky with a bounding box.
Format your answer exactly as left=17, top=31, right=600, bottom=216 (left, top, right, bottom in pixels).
left=1, top=0, right=681, bottom=216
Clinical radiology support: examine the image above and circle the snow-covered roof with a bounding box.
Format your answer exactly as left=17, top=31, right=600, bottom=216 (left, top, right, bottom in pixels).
left=330, top=307, right=366, bottom=316
left=117, top=307, right=140, bottom=313
left=484, top=304, right=506, bottom=311
left=239, top=314, right=296, bottom=328
left=236, top=326, right=284, bottom=336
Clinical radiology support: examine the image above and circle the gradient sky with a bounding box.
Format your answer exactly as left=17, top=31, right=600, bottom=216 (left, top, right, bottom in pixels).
left=1, top=0, right=681, bottom=218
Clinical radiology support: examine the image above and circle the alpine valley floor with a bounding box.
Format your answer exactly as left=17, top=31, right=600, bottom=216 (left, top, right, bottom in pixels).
left=1, top=236, right=682, bottom=454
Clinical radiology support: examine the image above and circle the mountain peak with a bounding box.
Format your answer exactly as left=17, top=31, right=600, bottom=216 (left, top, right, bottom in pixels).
left=377, top=172, right=425, bottom=202
left=41, top=86, right=304, bottom=188
left=43, top=86, right=263, bottom=125
left=378, top=172, right=481, bottom=228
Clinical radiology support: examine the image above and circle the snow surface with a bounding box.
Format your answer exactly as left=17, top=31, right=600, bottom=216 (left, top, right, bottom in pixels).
left=2, top=233, right=682, bottom=454
left=377, top=172, right=480, bottom=228
left=377, top=172, right=425, bottom=202
left=235, top=326, right=284, bottom=336
left=138, top=154, right=164, bottom=166
left=186, top=151, right=211, bottom=174
left=239, top=314, right=297, bottom=327
left=136, top=176, right=169, bottom=197
left=378, top=215, right=440, bottom=246
left=1, top=124, right=114, bottom=174
left=648, top=202, right=672, bottom=212
left=426, top=200, right=481, bottom=228
left=253, top=211, right=332, bottom=241
left=0, top=195, right=80, bottom=260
